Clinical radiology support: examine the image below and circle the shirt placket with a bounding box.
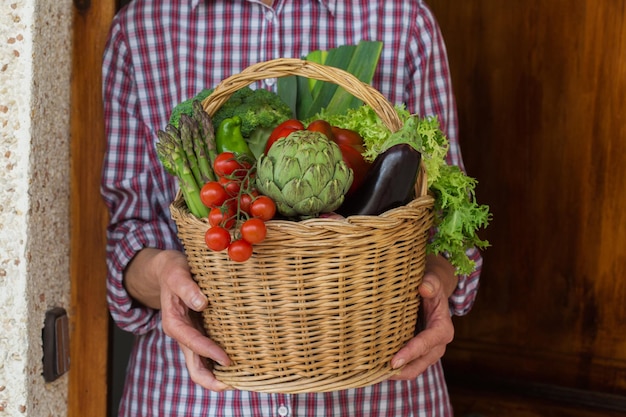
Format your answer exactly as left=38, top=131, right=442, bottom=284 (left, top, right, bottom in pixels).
left=274, top=393, right=292, bottom=417
left=257, top=0, right=282, bottom=90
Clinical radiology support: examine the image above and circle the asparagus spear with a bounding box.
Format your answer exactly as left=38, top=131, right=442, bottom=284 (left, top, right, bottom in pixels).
left=192, top=100, right=218, bottom=170
left=187, top=104, right=216, bottom=183
left=179, top=114, right=205, bottom=188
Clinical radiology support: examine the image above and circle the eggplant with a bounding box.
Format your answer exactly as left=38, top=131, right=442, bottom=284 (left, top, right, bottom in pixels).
left=338, top=143, right=421, bottom=216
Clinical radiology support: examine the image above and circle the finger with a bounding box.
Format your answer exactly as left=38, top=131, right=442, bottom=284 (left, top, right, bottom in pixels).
left=179, top=343, right=232, bottom=392
left=418, top=273, right=442, bottom=299
left=391, top=317, right=454, bottom=370
left=170, top=321, right=231, bottom=366
left=157, top=251, right=208, bottom=311
left=161, top=268, right=208, bottom=312
left=160, top=288, right=231, bottom=365
left=389, top=344, right=447, bottom=380
left=391, top=327, right=434, bottom=369
left=161, top=304, right=231, bottom=366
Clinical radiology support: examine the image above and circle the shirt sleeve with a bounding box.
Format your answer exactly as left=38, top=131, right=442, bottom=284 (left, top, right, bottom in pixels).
left=407, top=3, right=482, bottom=316
left=101, top=19, right=181, bottom=334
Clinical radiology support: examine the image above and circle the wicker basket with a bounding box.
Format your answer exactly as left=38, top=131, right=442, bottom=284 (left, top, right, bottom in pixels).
left=170, top=58, right=435, bottom=394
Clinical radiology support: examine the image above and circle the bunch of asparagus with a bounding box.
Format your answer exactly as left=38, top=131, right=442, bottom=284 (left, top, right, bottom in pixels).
left=156, top=100, right=217, bottom=217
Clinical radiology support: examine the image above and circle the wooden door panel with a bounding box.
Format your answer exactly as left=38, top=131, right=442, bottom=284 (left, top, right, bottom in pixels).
left=426, top=0, right=626, bottom=401
left=449, top=384, right=626, bottom=417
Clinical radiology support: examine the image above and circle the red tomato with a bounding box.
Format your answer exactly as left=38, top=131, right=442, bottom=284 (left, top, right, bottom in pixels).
left=306, top=120, right=335, bottom=141
left=250, top=196, right=276, bottom=221
left=228, top=239, right=254, bottom=262
left=265, top=119, right=304, bottom=154
left=204, top=226, right=231, bottom=251
left=338, top=143, right=371, bottom=196
left=208, top=205, right=236, bottom=229
left=199, top=181, right=229, bottom=208
left=213, top=152, right=250, bottom=178
left=240, top=218, right=267, bottom=244
left=218, top=176, right=241, bottom=196
left=239, top=190, right=259, bottom=214
left=331, top=126, right=366, bottom=153
left=273, top=119, right=305, bottom=132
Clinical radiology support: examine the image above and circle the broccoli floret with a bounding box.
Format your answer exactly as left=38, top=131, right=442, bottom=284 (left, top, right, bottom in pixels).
left=213, top=88, right=291, bottom=136
left=169, top=88, right=214, bottom=128
left=210, top=87, right=254, bottom=129
left=211, top=87, right=294, bottom=158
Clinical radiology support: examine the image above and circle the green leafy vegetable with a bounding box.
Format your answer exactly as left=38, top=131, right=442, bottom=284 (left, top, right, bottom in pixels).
left=277, top=40, right=383, bottom=120
left=428, top=163, right=491, bottom=274
left=312, top=104, right=492, bottom=275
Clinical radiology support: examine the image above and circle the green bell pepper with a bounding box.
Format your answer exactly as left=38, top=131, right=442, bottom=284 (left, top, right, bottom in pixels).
left=215, top=116, right=255, bottom=159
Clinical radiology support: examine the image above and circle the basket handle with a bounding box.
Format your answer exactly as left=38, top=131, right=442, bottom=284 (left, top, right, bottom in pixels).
left=416, top=163, right=428, bottom=197
left=201, top=58, right=404, bottom=133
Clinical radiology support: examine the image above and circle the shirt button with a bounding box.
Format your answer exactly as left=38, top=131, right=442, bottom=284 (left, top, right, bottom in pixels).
left=264, top=77, right=277, bottom=87
left=265, top=11, right=274, bottom=21
left=277, top=404, right=290, bottom=416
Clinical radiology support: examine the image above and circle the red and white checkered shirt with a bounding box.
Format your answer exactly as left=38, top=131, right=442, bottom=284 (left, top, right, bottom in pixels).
left=102, top=0, right=482, bottom=415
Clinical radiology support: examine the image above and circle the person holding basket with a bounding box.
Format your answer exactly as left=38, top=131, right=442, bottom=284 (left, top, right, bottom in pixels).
left=102, top=0, right=483, bottom=416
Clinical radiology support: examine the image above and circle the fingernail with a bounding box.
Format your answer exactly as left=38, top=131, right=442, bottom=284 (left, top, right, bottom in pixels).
left=392, top=358, right=405, bottom=369
left=190, top=295, right=206, bottom=310
left=421, top=281, right=434, bottom=295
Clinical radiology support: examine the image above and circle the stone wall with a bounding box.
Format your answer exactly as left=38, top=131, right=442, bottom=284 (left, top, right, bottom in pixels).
left=0, top=1, right=72, bottom=415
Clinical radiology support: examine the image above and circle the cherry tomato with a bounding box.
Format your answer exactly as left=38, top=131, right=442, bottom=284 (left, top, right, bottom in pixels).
left=200, top=181, right=229, bottom=208
left=240, top=218, right=267, bottom=244
left=228, top=239, right=253, bottom=262
left=218, top=176, right=241, bottom=196
left=306, top=120, right=334, bottom=141
left=239, top=190, right=259, bottom=214
left=204, top=226, right=231, bottom=251
left=213, top=152, right=250, bottom=178
left=208, top=205, right=236, bottom=229
left=265, top=119, right=304, bottom=154
left=250, top=196, right=276, bottom=221
left=331, top=126, right=366, bottom=153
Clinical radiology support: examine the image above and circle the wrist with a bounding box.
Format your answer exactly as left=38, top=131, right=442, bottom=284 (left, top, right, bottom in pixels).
left=124, top=248, right=166, bottom=309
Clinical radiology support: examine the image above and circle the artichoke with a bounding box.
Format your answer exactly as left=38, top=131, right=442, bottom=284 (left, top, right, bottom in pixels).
left=255, top=130, right=353, bottom=218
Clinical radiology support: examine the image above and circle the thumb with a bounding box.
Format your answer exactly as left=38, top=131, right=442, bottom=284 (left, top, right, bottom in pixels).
left=419, top=273, right=441, bottom=299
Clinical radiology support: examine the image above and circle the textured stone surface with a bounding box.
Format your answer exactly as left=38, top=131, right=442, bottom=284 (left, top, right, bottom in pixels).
left=0, top=0, right=72, bottom=415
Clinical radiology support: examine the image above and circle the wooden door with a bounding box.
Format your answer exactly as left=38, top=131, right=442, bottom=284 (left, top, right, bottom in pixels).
left=425, top=1, right=626, bottom=415
left=69, top=1, right=626, bottom=415
left=69, top=1, right=115, bottom=416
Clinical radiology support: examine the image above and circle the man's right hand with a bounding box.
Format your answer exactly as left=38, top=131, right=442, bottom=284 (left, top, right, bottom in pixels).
left=125, top=248, right=232, bottom=391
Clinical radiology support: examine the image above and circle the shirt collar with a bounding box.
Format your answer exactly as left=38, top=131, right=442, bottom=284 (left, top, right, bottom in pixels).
left=190, top=0, right=337, bottom=16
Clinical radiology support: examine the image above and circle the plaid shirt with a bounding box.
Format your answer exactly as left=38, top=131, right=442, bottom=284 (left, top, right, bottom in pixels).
left=102, top=0, right=482, bottom=416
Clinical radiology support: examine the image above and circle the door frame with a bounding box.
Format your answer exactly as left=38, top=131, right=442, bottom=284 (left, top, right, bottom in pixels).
left=69, top=1, right=115, bottom=416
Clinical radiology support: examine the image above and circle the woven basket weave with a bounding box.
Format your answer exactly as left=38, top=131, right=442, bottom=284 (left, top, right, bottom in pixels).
left=170, top=58, right=435, bottom=394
